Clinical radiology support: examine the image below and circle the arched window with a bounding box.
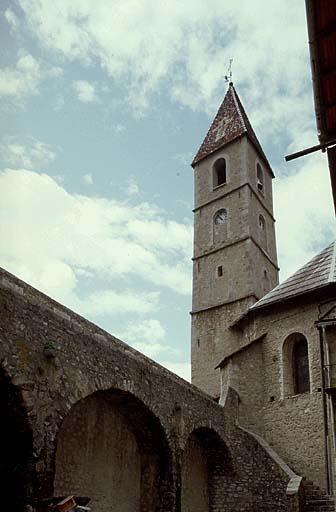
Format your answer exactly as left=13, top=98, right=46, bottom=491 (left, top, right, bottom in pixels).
left=258, top=214, right=267, bottom=250
left=256, top=163, right=264, bottom=193
left=213, top=158, right=226, bottom=188
left=282, top=333, right=310, bottom=397
left=213, top=209, right=227, bottom=244
left=293, top=338, right=310, bottom=394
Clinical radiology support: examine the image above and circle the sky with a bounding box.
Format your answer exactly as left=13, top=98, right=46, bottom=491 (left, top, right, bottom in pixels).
left=1, top=0, right=335, bottom=382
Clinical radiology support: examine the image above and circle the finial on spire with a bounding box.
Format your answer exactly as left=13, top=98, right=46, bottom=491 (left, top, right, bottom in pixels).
left=224, top=58, right=233, bottom=85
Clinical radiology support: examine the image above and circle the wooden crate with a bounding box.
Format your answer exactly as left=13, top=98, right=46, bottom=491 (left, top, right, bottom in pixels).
left=56, top=496, right=76, bottom=512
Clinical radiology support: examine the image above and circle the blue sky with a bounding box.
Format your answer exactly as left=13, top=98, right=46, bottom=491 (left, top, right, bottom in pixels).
left=1, top=0, right=335, bottom=380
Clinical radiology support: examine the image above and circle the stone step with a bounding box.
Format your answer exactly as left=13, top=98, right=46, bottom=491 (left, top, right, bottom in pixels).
left=304, top=508, right=334, bottom=512
left=305, top=495, right=335, bottom=500
left=303, top=480, right=335, bottom=512
left=305, top=502, right=334, bottom=507
left=304, top=506, right=334, bottom=511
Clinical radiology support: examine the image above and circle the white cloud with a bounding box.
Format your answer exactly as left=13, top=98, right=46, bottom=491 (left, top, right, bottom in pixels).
left=132, top=341, right=170, bottom=359
left=17, top=0, right=311, bottom=136
left=126, top=178, right=139, bottom=196
left=72, top=80, right=97, bottom=103
left=1, top=137, right=56, bottom=169
left=274, top=151, right=335, bottom=281
left=4, top=8, right=18, bottom=30
left=0, top=169, right=192, bottom=319
left=161, top=361, right=191, bottom=381
left=117, top=319, right=183, bottom=360
left=83, top=173, right=93, bottom=185
left=120, top=319, right=165, bottom=343
left=76, top=290, right=160, bottom=317
left=53, top=174, right=65, bottom=184
left=0, top=52, right=40, bottom=98
left=47, top=66, right=63, bottom=78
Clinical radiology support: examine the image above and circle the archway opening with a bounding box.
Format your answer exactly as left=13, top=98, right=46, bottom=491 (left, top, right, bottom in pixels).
left=181, top=427, right=231, bottom=512
left=0, top=368, right=33, bottom=511
left=54, top=389, right=172, bottom=512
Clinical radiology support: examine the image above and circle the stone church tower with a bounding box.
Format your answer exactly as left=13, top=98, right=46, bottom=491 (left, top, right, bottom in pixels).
left=191, top=83, right=279, bottom=398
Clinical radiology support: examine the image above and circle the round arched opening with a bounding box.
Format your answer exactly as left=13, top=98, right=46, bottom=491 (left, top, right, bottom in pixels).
left=181, top=427, right=231, bottom=512
left=54, top=389, right=172, bottom=511
left=213, top=158, right=227, bottom=188
left=0, top=367, right=33, bottom=511
left=282, top=333, right=310, bottom=396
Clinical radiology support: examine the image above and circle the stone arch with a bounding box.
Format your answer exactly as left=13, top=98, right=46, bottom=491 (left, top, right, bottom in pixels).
left=181, top=426, right=232, bottom=512
left=282, top=332, right=311, bottom=397
left=54, top=388, right=173, bottom=512
left=0, top=366, right=34, bottom=511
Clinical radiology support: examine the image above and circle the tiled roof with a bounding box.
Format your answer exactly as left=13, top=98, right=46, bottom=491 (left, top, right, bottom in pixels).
left=192, top=83, right=272, bottom=174
left=251, top=241, right=336, bottom=310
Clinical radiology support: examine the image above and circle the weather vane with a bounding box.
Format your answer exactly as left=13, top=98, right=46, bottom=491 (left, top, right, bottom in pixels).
left=224, top=58, right=233, bottom=85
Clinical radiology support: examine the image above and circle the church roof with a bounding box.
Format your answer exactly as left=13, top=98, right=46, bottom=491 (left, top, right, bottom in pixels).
left=251, top=241, right=336, bottom=311
left=192, top=83, right=272, bottom=174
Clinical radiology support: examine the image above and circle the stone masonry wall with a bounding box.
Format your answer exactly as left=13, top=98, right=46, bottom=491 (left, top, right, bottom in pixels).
left=191, top=295, right=255, bottom=397
left=225, top=299, right=327, bottom=490
left=54, top=393, right=142, bottom=512
left=181, top=434, right=209, bottom=512
left=0, top=267, right=297, bottom=512
left=193, top=136, right=248, bottom=211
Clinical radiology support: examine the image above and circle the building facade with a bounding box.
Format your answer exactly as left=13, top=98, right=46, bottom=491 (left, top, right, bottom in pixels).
left=1, top=82, right=336, bottom=511
left=191, top=83, right=278, bottom=398
left=191, top=84, right=336, bottom=496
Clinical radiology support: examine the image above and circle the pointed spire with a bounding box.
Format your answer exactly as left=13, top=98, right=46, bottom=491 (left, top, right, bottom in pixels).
left=192, top=83, right=271, bottom=172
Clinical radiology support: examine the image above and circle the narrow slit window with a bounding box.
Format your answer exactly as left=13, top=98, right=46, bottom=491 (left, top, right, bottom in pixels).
left=258, top=214, right=267, bottom=251
left=262, top=269, right=269, bottom=294
left=217, top=265, right=223, bottom=277
left=259, top=214, right=265, bottom=230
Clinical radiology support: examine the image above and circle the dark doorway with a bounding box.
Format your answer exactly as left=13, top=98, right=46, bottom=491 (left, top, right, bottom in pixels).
left=0, top=368, right=33, bottom=511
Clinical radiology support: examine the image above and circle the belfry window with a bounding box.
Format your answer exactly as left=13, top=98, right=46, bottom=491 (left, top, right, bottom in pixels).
left=213, top=209, right=228, bottom=244
left=213, top=158, right=227, bottom=188
left=282, top=333, right=310, bottom=397
left=256, top=163, right=264, bottom=193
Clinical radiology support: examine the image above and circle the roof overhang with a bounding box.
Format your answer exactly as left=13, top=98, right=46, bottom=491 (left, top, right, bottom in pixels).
left=306, top=0, right=336, bottom=210
left=215, top=333, right=267, bottom=369
left=306, top=0, right=336, bottom=145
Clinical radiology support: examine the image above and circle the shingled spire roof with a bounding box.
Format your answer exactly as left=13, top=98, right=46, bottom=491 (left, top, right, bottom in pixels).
left=192, top=83, right=272, bottom=173
left=251, top=241, right=336, bottom=311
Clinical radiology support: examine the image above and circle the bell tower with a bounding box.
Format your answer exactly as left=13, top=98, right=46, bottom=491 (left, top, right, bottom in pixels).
left=191, top=83, right=279, bottom=398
